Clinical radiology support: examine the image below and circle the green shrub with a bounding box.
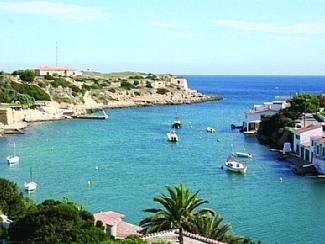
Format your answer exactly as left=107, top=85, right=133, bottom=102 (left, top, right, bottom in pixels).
left=121, top=81, right=135, bottom=90
left=70, top=84, right=82, bottom=93
left=134, top=91, right=141, bottom=96
left=145, top=74, right=158, bottom=80
left=133, top=80, right=140, bottom=86
left=108, top=88, right=116, bottom=93
left=44, top=74, right=54, bottom=80
left=129, top=75, right=144, bottom=79
left=146, top=81, right=153, bottom=88
left=51, top=78, right=70, bottom=88
left=13, top=70, right=35, bottom=83
left=156, top=88, right=169, bottom=95
left=11, top=82, right=50, bottom=101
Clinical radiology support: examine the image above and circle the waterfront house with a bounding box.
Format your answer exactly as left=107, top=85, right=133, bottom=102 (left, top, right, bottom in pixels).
left=293, top=123, right=323, bottom=163
left=243, top=96, right=290, bottom=134
left=311, top=136, right=325, bottom=174
left=34, top=66, right=82, bottom=76
left=94, top=211, right=142, bottom=239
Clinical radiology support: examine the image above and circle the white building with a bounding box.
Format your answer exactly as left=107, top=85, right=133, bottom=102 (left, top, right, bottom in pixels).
left=243, top=96, right=290, bottom=134
left=34, top=66, right=82, bottom=76
left=293, top=123, right=323, bottom=163
left=311, top=136, right=325, bottom=174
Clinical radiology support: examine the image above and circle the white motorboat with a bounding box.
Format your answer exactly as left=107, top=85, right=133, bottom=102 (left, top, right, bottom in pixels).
left=223, top=154, right=247, bottom=174
left=7, top=143, right=19, bottom=165
left=235, top=151, right=252, bottom=158
left=167, top=130, right=178, bottom=142
left=206, top=127, right=216, bottom=133
left=25, top=168, right=37, bottom=191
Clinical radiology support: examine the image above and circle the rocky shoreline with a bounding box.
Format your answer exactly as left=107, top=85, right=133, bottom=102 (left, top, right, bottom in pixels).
left=0, top=93, right=223, bottom=136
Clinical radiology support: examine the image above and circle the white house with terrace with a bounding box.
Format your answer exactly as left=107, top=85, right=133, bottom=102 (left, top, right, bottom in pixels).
left=293, top=123, right=323, bottom=163
left=243, top=96, right=291, bottom=134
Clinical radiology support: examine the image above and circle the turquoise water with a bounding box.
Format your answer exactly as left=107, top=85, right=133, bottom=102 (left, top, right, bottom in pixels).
left=1, top=76, right=325, bottom=243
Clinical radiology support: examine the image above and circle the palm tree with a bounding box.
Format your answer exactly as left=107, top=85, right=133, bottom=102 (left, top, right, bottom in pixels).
left=139, top=184, right=208, bottom=244
left=190, top=211, right=255, bottom=244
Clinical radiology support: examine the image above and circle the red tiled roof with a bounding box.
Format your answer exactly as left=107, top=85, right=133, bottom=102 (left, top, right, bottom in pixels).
left=34, top=66, right=75, bottom=71
left=94, top=211, right=141, bottom=238
left=296, top=124, right=322, bottom=133
left=94, top=211, right=124, bottom=225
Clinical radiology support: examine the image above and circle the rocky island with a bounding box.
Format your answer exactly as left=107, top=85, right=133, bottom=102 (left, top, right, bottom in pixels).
left=0, top=68, right=222, bottom=134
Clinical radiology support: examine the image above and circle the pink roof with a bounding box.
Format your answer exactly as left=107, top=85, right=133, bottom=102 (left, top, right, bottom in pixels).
left=94, top=211, right=125, bottom=225
left=94, top=211, right=141, bottom=238
left=296, top=124, right=322, bottom=133
left=35, top=66, right=75, bottom=71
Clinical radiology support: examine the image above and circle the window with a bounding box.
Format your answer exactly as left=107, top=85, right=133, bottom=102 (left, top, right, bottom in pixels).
left=295, top=134, right=300, bottom=140
left=317, top=145, right=320, bottom=154
left=323, top=147, right=325, bottom=157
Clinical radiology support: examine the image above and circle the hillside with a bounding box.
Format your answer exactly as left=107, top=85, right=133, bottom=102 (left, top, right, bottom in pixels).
left=0, top=70, right=221, bottom=109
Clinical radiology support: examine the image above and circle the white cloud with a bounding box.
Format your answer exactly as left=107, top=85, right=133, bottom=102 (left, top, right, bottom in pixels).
left=149, top=21, right=187, bottom=29
left=212, top=19, right=325, bottom=35
left=0, top=1, right=105, bottom=21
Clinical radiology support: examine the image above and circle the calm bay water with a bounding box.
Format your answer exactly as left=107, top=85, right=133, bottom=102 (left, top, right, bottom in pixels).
left=0, top=76, right=324, bottom=243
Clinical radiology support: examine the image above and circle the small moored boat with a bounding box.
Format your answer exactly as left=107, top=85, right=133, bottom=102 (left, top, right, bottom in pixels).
left=172, top=118, right=181, bottom=129
left=206, top=127, right=216, bottom=133
left=7, top=142, right=19, bottom=165
left=25, top=168, right=37, bottom=191
left=167, top=130, right=178, bottom=142
left=235, top=151, right=252, bottom=158
left=224, top=154, right=247, bottom=174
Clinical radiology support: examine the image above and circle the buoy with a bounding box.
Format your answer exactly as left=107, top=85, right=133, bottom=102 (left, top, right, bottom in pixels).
left=95, top=166, right=99, bottom=171
left=87, top=180, right=91, bottom=186
left=221, top=165, right=223, bottom=170
left=280, top=177, right=283, bottom=182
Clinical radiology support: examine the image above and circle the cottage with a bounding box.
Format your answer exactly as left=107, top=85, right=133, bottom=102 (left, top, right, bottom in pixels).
left=311, top=136, right=325, bottom=174
left=293, top=123, right=323, bottom=163
left=93, top=211, right=141, bottom=239
left=34, top=66, right=82, bottom=76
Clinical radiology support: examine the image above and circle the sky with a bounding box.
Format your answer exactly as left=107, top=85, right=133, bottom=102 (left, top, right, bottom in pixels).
left=1, top=0, right=325, bottom=75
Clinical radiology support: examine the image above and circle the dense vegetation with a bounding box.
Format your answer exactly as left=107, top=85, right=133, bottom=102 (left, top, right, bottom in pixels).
left=0, top=78, right=50, bottom=105
left=8, top=200, right=107, bottom=243
left=257, top=94, right=321, bottom=147
left=140, top=184, right=256, bottom=244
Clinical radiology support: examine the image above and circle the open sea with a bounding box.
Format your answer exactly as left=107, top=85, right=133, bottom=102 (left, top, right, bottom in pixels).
left=0, top=75, right=324, bottom=243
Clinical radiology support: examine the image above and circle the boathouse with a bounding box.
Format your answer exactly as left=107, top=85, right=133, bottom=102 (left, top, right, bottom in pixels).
left=311, top=136, right=325, bottom=174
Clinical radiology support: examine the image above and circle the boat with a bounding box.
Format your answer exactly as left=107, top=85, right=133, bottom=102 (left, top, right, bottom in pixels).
left=206, top=127, right=216, bottom=133
left=102, top=110, right=109, bottom=120
left=24, top=168, right=37, bottom=191
left=172, top=117, right=181, bottom=129
left=235, top=151, right=252, bottom=158
left=7, top=142, right=19, bottom=165
left=167, top=129, right=178, bottom=142
left=223, top=154, right=247, bottom=174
